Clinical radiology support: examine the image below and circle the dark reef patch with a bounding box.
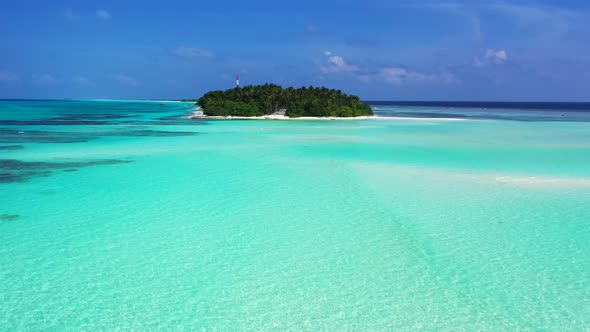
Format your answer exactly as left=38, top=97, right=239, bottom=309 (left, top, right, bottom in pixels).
left=0, top=119, right=110, bottom=126
left=106, top=130, right=199, bottom=137
left=0, top=145, right=24, bottom=150
left=0, top=158, right=133, bottom=184
left=0, top=128, right=200, bottom=144
left=0, top=214, right=20, bottom=221
left=0, top=114, right=140, bottom=126
left=0, top=129, right=91, bottom=144
left=154, top=114, right=204, bottom=124
left=0, top=170, right=51, bottom=183
left=124, top=119, right=208, bottom=126
left=157, top=114, right=186, bottom=121
left=51, top=114, right=138, bottom=121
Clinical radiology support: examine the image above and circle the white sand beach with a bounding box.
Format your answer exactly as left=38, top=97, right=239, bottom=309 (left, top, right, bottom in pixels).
left=189, top=109, right=464, bottom=121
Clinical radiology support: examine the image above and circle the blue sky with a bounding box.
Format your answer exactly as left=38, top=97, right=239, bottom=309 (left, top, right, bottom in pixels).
left=1, top=0, right=589, bottom=101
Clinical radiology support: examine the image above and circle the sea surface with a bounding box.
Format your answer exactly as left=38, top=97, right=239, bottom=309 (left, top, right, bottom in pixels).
left=1, top=100, right=589, bottom=330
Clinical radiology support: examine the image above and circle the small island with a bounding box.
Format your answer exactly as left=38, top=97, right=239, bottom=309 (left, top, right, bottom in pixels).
left=193, top=84, right=373, bottom=119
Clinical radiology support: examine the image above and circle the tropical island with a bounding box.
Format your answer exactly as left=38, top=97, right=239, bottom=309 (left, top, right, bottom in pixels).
left=192, top=84, right=373, bottom=119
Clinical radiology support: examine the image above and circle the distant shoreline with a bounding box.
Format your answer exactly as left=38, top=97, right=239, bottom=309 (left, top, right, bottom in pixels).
left=188, top=109, right=463, bottom=121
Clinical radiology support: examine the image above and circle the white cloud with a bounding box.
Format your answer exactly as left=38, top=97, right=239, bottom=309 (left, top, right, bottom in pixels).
left=63, top=8, right=80, bottom=20
left=320, top=53, right=359, bottom=73
left=380, top=66, right=457, bottom=85
left=329, top=56, right=345, bottom=67
left=0, top=71, right=20, bottom=85
left=96, top=9, right=111, bottom=20
left=474, top=49, right=509, bottom=67
left=487, top=49, right=508, bottom=61
left=114, top=74, right=138, bottom=86
left=318, top=50, right=457, bottom=85
left=73, top=75, right=92, bottom=85
left=172, top=47, right=214, bottom=59
left=380, top=67, right=409, bottom=84
left=33, top=74, right=58, bottom=84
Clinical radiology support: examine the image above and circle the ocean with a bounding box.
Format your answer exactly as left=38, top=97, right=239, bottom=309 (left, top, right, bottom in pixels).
left=1, top=100, right=589, bottom=330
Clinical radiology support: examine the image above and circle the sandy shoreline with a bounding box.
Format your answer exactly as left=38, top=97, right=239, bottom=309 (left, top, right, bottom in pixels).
left=189, top=110, right=464, bottom=121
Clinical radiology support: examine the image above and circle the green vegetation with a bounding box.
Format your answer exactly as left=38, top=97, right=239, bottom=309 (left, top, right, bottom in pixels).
left=197, top=84, right=373, bottom=117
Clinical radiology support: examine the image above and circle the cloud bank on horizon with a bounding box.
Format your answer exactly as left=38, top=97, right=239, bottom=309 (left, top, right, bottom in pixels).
left=0, top=0, right=589, bottom=101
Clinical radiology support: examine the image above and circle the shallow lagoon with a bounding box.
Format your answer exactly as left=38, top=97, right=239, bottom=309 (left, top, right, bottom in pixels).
left=1, top=100, right=589, bottom=330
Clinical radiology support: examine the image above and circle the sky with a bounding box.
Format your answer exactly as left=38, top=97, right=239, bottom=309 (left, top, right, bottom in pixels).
left=1, top=0, right=589, bottom=101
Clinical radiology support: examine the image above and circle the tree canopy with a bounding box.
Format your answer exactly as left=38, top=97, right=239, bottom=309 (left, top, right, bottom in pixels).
left=197, top=84, right=373, bottom=117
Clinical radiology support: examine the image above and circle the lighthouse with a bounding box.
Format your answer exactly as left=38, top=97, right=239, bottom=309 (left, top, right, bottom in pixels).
left=236, top=74, right=240, bottom=88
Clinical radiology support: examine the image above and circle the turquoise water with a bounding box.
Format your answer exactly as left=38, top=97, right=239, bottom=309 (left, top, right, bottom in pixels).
left=1, top=100, right=589, bottom=330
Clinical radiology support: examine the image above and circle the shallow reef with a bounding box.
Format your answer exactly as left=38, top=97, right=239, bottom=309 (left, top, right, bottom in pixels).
left=0, top=158, right=133, bottom=183
left=0, top=214, right=20, bottom=221
left=0, top=145, right=24, bottom=151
